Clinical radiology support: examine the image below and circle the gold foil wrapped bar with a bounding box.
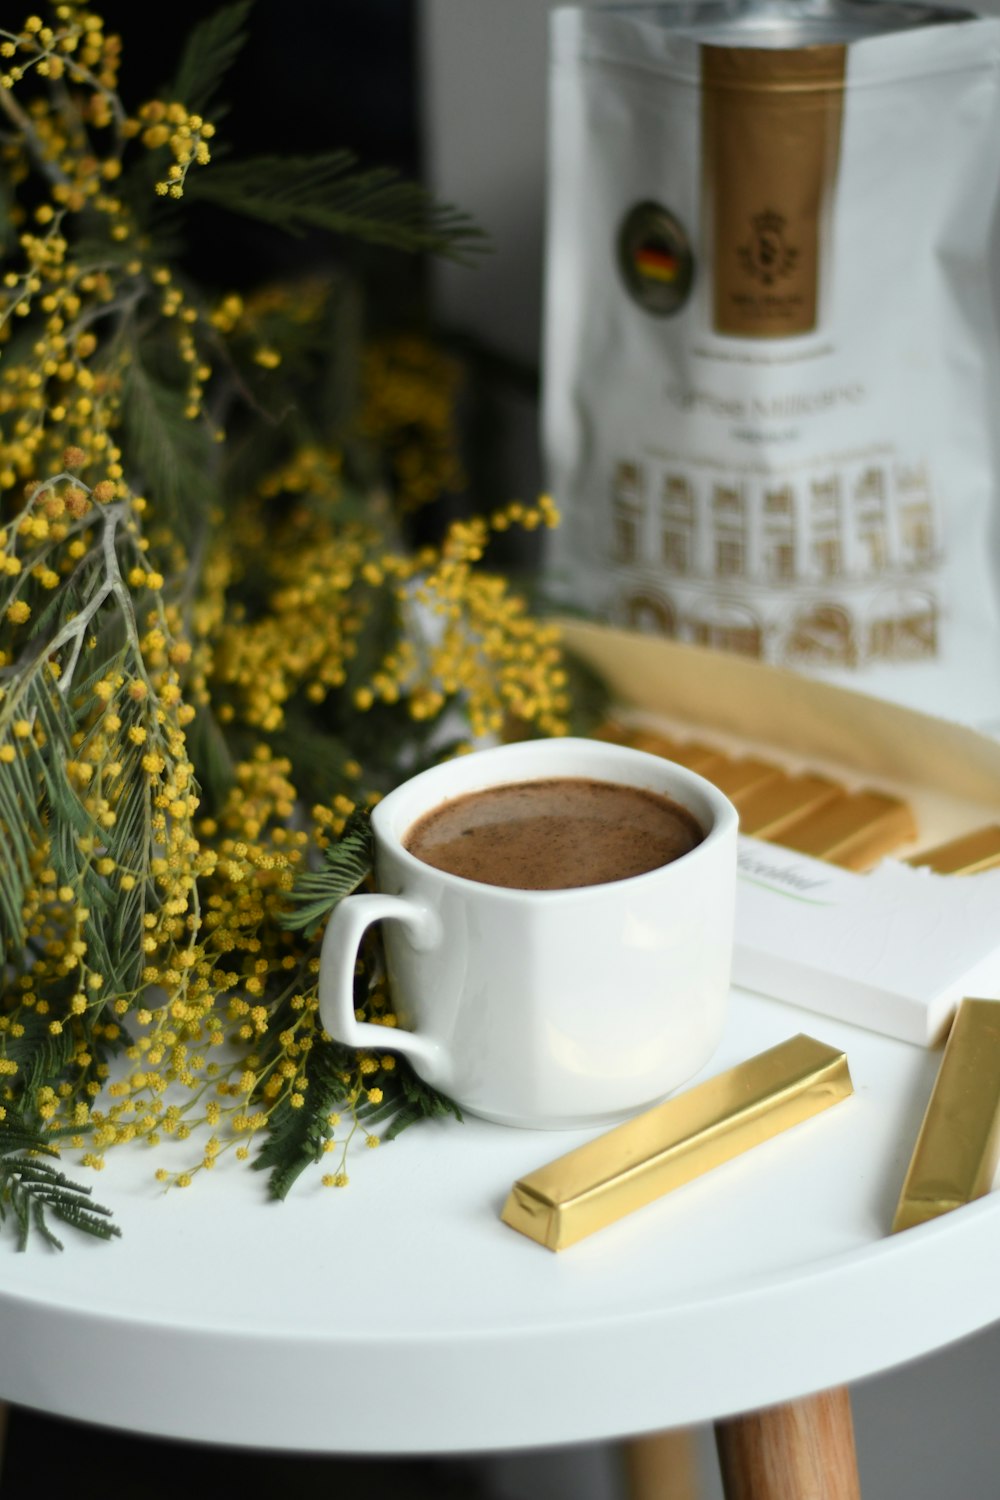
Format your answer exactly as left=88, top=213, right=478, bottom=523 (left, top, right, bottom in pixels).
left=892, top=998, right=1000, bottom=1233
left=777, top=788, right=917, bottom=870
left=737, top=773, right=842, bottom=839
left=623, top=728, right=730, bottom=777
left=907, top=825, right=1000, bottom=876
left=707, top=756, right=784, bottom=804
left=592, top=720, right=635, bottom=746
left=501, top=1034, right=853, bottom=1251
left=626, top=728, right=683, bottom=758
left=662, top=741, right=730, bottom=775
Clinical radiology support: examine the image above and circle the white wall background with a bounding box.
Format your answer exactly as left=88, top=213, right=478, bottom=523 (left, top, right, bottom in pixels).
left=419, top=3, right=1000, bottom=1496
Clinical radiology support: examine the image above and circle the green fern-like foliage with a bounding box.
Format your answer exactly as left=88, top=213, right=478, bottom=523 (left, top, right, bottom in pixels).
left=281, top=807, right=374, bottom=936
left=263, top=808, right=462, bottom=1199
left=169, top=0, right=254, bottom=119
left=186, top=152, right=487, bottom=263
left=252, top=1038, right=462, bottom=1201
left=0, top=1119, right=121, bottom=1251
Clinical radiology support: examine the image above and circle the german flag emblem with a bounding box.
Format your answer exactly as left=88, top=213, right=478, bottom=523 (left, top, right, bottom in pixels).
left=634, top=245, right=680, bottom=282
left=617, top=202, right=693, bottom=317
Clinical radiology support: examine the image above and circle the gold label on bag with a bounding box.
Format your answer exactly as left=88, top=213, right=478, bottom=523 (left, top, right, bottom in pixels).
left=702, top=45, right=847, bottom=338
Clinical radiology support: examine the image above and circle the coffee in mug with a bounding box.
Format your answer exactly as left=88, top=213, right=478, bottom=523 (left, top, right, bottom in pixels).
left=404, top=776, right=704, bottom=890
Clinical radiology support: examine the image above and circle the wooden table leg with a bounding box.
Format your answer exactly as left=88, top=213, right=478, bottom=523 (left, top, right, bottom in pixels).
left=714, top=1387, right=861, bottom=1500
left=622, top=1427, right=702, bottom=1500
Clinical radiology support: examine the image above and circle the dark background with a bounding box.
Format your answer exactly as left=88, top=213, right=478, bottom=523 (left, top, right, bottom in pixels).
left=104, top=0, right=423, bottom=281
left=123, top=0, right=422, bottom=168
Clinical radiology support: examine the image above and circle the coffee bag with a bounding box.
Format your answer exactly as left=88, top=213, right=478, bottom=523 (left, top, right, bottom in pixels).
left=543, top=2, right=1000, bottom=723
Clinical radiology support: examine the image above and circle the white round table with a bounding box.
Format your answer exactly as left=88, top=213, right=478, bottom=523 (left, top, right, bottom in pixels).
left=1, top=982, right=995, bottom=1476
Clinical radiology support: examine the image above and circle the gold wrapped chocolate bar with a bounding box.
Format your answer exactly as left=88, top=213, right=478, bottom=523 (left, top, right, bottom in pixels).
left=776, top=789, right=917, bottom=872
left=893, top=998, right=1000, bottom=1232
left=501, top=1035, right=853, bottom=1250
left=907, top=826, right=1000, bottom=877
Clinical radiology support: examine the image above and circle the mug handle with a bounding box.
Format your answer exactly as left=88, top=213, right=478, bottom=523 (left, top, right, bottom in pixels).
left=317, top=893, right=447, bottom=1085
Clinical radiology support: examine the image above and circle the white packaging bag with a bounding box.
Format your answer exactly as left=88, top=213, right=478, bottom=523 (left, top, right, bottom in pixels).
left=543, top=2, right=1000, bottom=725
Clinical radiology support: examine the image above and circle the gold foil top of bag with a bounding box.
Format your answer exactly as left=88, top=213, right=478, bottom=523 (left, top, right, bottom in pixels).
left=907, top=825, right=1000, bottom=876
left=893, top=998, right=1000, bottom=1233
left=501, top=1034, right=852, bottom=1251
left=777, top=788, right=917, bottom=870
left=702, top=44, right=846, bottom=338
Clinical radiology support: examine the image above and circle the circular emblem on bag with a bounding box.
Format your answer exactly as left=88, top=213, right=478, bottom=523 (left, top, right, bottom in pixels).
left=617, top=202, right=694, bottom=317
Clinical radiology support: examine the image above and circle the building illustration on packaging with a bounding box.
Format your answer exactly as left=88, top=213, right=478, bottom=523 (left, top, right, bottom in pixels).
left=762, top=484, right=796, bottom=582
left=895, top=463, right=935, bottom=569
left=810, top=475, right=842, bottom=579
left=712, top=484, right=747, bottom=578
left=609, top=450, right=941, bottom=666
left=689, top=598, right=763, bottom=659
left=868, top=587, right=938, bottom=661
left=661, top=475, right=695, bottom=575
left=853, top=467, right=888, bottom=574
left=786, top=601, right=858, bottom=668
left=611, top=461, right=644, bottom=564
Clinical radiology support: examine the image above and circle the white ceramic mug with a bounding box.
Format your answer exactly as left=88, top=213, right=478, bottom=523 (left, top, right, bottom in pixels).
left=317, top=737, right=738, bottom=1128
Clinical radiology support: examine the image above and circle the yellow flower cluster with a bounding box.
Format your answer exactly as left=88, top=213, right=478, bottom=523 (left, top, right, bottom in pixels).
left=0, top=8, right=119, bottom=99
left=361, top=338, right=466, bottom=509
left=0, top=4, right=574, bottom=1207
left=206, top=478, right=567, bottom=742
left=137, top=99, right=215, bottom=199
left=0, top=483, right=380, bottom=1178
left=0, top=11, right=219, bottom=499
left=406, top=496, right=567, bottom=739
